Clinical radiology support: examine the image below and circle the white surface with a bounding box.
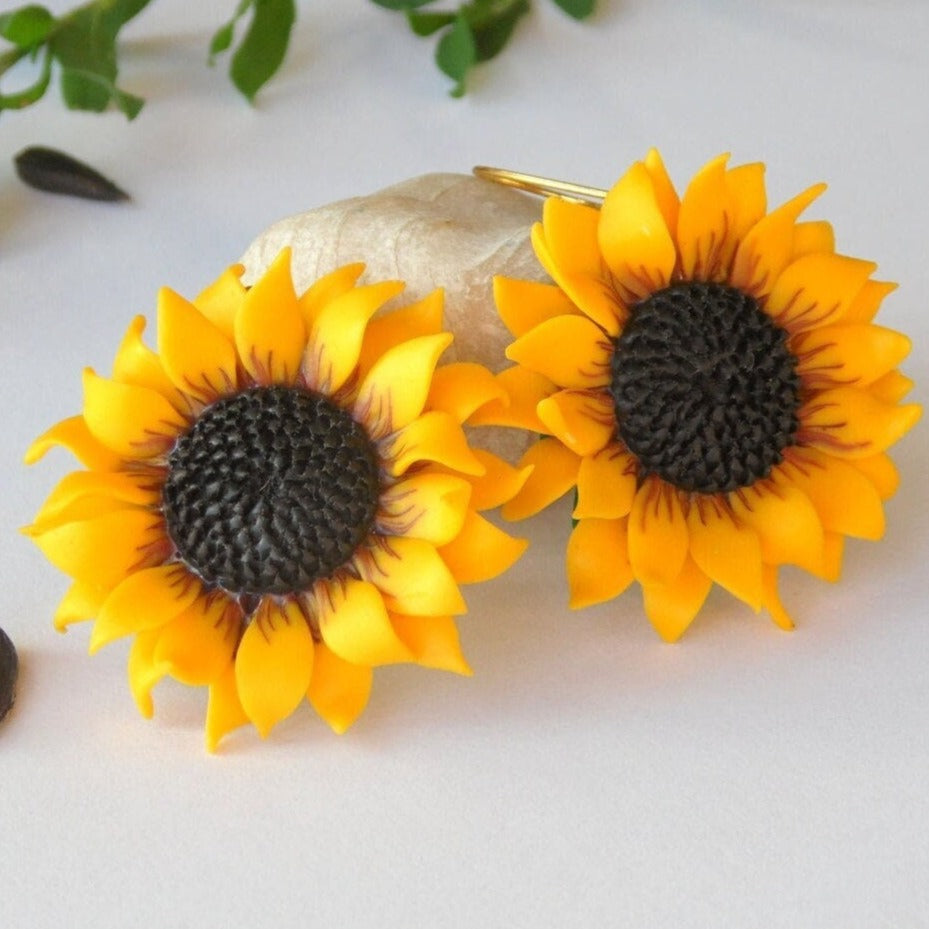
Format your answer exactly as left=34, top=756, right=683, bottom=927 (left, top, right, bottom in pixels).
left=1, top=1, right=927, bottom=926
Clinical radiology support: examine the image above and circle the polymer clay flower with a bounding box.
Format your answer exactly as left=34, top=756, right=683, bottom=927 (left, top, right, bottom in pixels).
left=493, top=151, right=920, bottom=640
left=26, top=250, right=528, bottom=749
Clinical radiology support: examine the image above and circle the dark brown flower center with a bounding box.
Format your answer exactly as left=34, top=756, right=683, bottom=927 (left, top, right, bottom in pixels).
left=162, top=387, right=380, bottom=596
left=609, top=281, right=801, bottom=494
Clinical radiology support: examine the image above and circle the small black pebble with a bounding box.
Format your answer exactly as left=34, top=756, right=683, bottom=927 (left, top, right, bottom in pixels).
left=14, top=145, right=130, bottom=202
left=0, top=627, right=18, bottom=724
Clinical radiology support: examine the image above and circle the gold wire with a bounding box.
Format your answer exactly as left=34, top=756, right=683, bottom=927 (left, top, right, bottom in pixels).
left=473, top=166, right=607, bottom=205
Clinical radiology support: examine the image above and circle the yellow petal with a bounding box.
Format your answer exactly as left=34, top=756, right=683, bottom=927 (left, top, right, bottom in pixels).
left=53, top=580, right=107, bottom=632
left=425, top=362, right=507, bottom=424
left=112, top=316, right=183, bottom=406
left=390, top=613, right=471, bottom=675
left=24, top=416, right=122, bottom=471
left=765, top=253, right=878, bottom=333
left=598, top=161, right=677, bottom=302
left=809, top=531, right=844, bottom=582
left=542, top=195, right=604, bottom=277
left=438, top=510, right=527, bottom=583
left=378, top=472, right=472, bottom=546
left=686, top=502, right=763, bottom=610
left=318, top=577, right=413, bottom=664
left=385, top=410, right=485, bottom=477
left=868, top=370, right=914, bottom=405
left=307, top=641, right=373, bottom=733
left=361, top=537, right=467, bottom=616
left=730, top=182, right=827, bottom=297
left=781, top=450, right=885, bottom=539
left=235, top=599, right=314, bottom=738
left=356, top=332, right=453, bottom=437
left=494, top=276, right=579, bottom=338
left=724, top=162, right=767, bottom=252
left=841, top=279, right=896, bottom=324
left=193, top=263, right=246, bottom=339
left=206, top=662, right=249, bottom=752
left=627, top=479, right=688, bottom=586
left=305, top=279, right=406, bottom=393
left=157, top=287, right=238, bottom=401
left=676, top=153, right=733, bottom=280
left=90, top=564, right=201, bottom=653
left=729, top=482, right=824, bottom=573
left=127, top=628, right=166, bottom=719
left=791, top=220, right=835, bottom=259
left=32, top=470, right=157, bottom=529
left=537, top=389, right=615, bottom=457
left=566, top=517, right=634, bottom=609
left=501, top=438, right=581, bottom=520
left=82, top=368, right=186, bottom=458
left=466, top=449, right=534, bottom=511
left=793, top=322, right=911, bottom=388
left=234, top=249, right=306, bottom=385
left=761, top=565, right=795, bottom=631
left=356, top=288, right=443, bottom=375
left=297, top=262, right=366, bottom=331
left=643, top=148, right=680, bottom=235
left=799, top=387, right=921, bottom=459
left=29, top=509, right=164, bottom=589
left=573, top=445, right=637, bottom=520
left=466, top=366, right=553, bottom=432
left=506, top=315, right=611, bottom=389
left=852, top=452, right=899, bottom=500
left=154, top=596, right=239, bottom=685
left=641, top=557, right=712, bottom=642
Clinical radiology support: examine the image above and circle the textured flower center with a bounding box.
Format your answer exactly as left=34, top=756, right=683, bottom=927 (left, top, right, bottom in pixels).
left=609, top=282, right=801, bottom=494
left=162, top=387, right=380, bottom=596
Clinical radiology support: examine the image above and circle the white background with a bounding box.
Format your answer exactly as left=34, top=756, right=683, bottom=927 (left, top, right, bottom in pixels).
left=1, top=1, right=927, bottom=926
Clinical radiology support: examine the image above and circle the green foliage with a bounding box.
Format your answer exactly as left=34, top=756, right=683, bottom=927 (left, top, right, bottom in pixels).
left=0, top=0, right=596, bottom=117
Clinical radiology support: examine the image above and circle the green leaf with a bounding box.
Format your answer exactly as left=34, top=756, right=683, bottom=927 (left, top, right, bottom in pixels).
left=551, top=0, right=596, bottom=19
left=228, top=0, right=296, bottom=103
left=406, top=10, right=456, bottom=37
left=209, top=0, right=252, bottom=63
left=471, top=0, right=530, bottom=62
left=435, top=11, right=476, bottom=98
left=0, top=44, right=51, bottom=110
left=59, top=66, right=143, bottom=118
left=0, top=5, right=55, bottom=48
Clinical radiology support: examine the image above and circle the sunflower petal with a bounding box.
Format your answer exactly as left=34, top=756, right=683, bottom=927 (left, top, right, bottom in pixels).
left=385, top=411, right=485, bottom=477
left=800, top=387, right=921, bottom=459
left=90, top=564, right=201, bottom=653
left=425, top=362, right=507, bottom=423
left=29, top=509, right=163, bottom=590
left=537, top=389, right=615, bottom=457
left=643, top=148, right=680, bottom=234
left=234, top=249, right=306, bottom=385
left=378, top=472, right=471, bottom=546
left=501, top=439, right=581, bottom=520
left=206, top=663, right=249, bottom=752
left=841, top=279, right=896, bottom=324
left=390, top=613, right=471, bottom=675
left=853, top=452, right=899, bottom=500
left=730, top=182, right=827, bottom=297
left=506, top=315, right=611, bottom=390
left=809, top=532, right=844, bottom=582
left=157, top=287, right=238, bottom=401
left=305, top=279, right=406, bottom=393
left=307, top=641, right=373, bottom=733
left=573, top=445, right=637, bottom=520
left=598, top=161, right=677, bottom=302
left=235, top=599, right=314, bottom=738
left=567, top=517, right=634, bottom=609
left=356, top=289, right=443, bottom=375
left=362, top=537, right=467, bottom=616
left=127, top=628, right=166, bottom=719
left=542, top=196, right=603, bottom=277
left=466, top=449, right=534, bottom=511
left=725, top=162, right=767, bottom=249
left=466, top=366, right=552, bottom=432
left=297, top=262, right=366, bottom=330
left=154, top=596, right=239, bottom=686
left=627, top=479, right=688, bottom=586
left=641, top=557, right=713, bottom=642
left=32, top=471, right=157, bottom=529
left=24, top=416, right=123, bottom=471
left=193, top=264, right=246, bottom=339
left=357, top=333, right=453, bottom=437
left=494, top=277, right=579, bottom=338
left=438, top=510, right=527, bottom=583
left=83, top=369, right=186, bottom=458
left=791, top=221, right=835, bottom=259
left=112, top=316, right=182, bottom=404
left=53, top=580, right=106, bottom=632
left=868, top=370, right=914, bottom=405
left=318, top=577, right=413, bottom=664
left=677, top=153, right=732, bottom=280
left=794, top=323, right=911, bottom=388
left=761, top=565, right=795, bottom=631
left=686, top=503, right=763, bottom=610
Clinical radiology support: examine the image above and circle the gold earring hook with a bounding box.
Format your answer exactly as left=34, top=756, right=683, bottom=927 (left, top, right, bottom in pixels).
left=472, top=166, right=607, bottom=206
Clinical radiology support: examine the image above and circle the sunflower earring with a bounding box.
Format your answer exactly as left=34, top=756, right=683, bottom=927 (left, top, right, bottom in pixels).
left=482, top=152, right=920, bottom=641
left=24, top=249, right=529, bottom=750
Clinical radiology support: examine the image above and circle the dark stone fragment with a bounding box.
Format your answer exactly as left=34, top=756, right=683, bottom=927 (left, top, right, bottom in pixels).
left=0, top=627, right=18, bottom=724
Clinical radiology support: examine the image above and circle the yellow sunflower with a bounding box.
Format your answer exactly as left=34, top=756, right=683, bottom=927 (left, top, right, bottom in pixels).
left=25, top=249, right=528, bottom=749
left=491, top=150, right=920, bottom=641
